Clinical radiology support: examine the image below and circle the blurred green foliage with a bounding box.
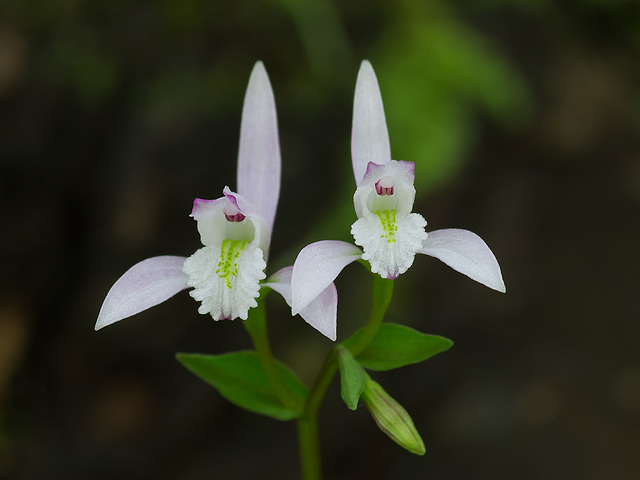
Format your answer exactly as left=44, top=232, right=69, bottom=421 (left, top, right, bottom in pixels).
left=377, top=1, right=531, bottom=191
left=3, top=0, right=640, bottom=478
left=0, top=0, right=533, bottom=258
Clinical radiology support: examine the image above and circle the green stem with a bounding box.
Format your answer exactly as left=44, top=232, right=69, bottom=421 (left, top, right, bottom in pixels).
left=296, top=414, right=322, bottom=480
left=243, top=296, right=299, bottom=411
left=297, top=274, right=394, bottom=480
left=346, top=275, right=394, bottom=356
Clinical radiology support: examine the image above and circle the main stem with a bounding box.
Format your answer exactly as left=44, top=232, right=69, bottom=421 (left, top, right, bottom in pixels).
left=297, top=274, right=394, bottom=480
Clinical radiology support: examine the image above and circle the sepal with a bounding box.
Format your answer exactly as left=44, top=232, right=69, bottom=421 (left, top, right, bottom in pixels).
left=264, top=266, right=338, bottom=341
left=291, top=240, right=362, bottom=316
left=96, top=256, right=188, bottom=330
left=419, top=228, right=506, bottom=293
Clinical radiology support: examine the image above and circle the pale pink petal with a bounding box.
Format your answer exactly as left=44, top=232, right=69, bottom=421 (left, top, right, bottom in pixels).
left=351, top=60, right=391, bottom=186
left=95, top=256, right=189, bottom=330
left=291, top=241, right=362, bottom=315
left=419, top=229, right=506, bottom=293
left=237, top=61, right=281, bottom=236
left=264, top=267, right=338, bottom=341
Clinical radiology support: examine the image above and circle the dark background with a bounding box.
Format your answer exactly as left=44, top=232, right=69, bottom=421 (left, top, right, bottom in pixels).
left=2, top=0, right=640, bottom=478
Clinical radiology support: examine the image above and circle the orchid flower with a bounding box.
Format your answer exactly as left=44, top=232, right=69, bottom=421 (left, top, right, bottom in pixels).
left=291, top=60, right=505, bottom=339
left=96, top=61, right=337, bottom=339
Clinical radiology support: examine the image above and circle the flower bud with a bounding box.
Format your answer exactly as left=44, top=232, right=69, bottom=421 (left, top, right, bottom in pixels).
left=361, top=376, right=426, bottom=455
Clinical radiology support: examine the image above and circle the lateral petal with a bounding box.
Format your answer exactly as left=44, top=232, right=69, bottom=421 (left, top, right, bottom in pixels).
left=291, top=240, right=362, bottom=315
left=419, top=229, right=506, bottom=293
left=96, top=256, right=189, bottom=330
left=264, top=267, right=338, bottom=341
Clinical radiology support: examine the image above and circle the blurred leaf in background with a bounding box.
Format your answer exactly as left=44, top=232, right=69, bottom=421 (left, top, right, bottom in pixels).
left=302, top=0, right=532, bottom=243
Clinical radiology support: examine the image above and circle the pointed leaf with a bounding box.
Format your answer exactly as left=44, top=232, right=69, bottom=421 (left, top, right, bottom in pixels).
left=352, top=60, right=391, bottom=186
left=177, top=351, right=307, bottom=421
left=291, top=240, right=362, bottom=315
left=419, top=228, right=506, bottom=293
left=96, top=256, right=188, bottom=330
left=343, top=323, right=453, bottom=371
left=336, top=345, right=366, bottom=410
left=264, top=266, right=338, bottom=341
left=237, top=61, right=281, bottom=235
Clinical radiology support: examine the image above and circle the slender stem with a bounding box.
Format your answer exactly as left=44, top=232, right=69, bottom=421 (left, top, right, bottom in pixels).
left=297, top=274, right=394, bottom=480
left=296, top=415, right=321, bottom=480
left=297, top=349, right=337, bottom=480
left=243, top=296, right=299, bottom=411
left=346, top=275, right=394, bottom=357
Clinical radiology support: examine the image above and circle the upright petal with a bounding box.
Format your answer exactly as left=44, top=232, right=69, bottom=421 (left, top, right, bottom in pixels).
left=291, top=240, right=362, bottom=315
left=418, top=229, right=506, bottom=293
left=351, top=60, right=391, bottom=186
left=237, top=61, right=281, bottom=236
left=264, top=267, right=338, bottom=341
left=96, top=256, right=189, bottom=330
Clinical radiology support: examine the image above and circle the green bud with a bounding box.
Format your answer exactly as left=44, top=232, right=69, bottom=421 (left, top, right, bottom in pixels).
left=361, top=375, right=426, bottom=455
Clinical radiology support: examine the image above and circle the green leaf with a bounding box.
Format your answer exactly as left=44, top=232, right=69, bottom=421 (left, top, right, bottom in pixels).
left=361, top=375, right=426, bottom=455
left=176, top=351, right=308, bottom=421
left=335, top=345, right=366, bottom=410
left=344, top=323, right=453, bottom=371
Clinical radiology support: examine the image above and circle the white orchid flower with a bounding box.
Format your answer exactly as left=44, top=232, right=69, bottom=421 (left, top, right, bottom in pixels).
left=96, top=62, right=337, bottom=338
left=291, top=60, right=505, bottom=339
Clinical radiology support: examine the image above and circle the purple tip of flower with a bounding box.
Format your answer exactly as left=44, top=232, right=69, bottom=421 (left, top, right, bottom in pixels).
left=190, top=196, right=231, bottom=219
left=362, top=160, right=416, bottom=187
left=191, top=198, right=214, bottom=217
left=375, top=176, right=394, bottom=196
left=223, top=187, right=243, bottom=212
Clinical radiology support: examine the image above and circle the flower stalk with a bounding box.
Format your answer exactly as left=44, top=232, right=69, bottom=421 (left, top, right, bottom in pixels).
left=296, top=272, right=394, bottom=480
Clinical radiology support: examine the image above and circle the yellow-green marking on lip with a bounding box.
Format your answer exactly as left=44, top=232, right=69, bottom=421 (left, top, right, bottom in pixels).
left=377, top=210, right=397, bottom=244
left=216, top=239, right=248, bottom=289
